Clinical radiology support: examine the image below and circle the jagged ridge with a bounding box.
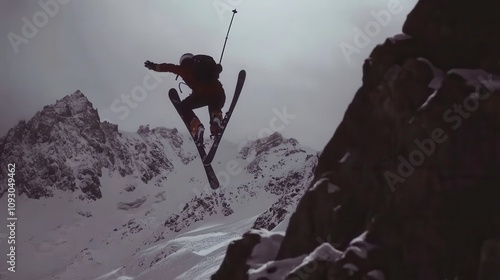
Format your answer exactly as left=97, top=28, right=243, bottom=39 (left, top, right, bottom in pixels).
left=0, top=91, right=197, bottom=200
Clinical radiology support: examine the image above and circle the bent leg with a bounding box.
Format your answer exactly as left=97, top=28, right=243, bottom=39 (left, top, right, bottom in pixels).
left=207, top=84, right=226, bottom=136
left=178, top=93, right=208, bottom=143
left=178, top=93, right=206, bottom=122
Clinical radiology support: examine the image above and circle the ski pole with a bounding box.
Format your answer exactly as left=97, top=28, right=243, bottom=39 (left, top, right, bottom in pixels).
left=219, top=9, right=238, bottom=64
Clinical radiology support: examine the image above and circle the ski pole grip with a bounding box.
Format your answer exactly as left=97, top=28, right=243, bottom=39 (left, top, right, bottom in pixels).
left=219, top=9, right=238, bottom=64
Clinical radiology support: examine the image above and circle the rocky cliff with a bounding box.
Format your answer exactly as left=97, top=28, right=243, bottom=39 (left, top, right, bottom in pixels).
left=212, top=0, right=500, bottom=279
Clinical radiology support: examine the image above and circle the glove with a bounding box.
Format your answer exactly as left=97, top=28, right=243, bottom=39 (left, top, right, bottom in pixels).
left=144, top=60, right=157, bottom=71
left=216, top=64, right=223, bottom=74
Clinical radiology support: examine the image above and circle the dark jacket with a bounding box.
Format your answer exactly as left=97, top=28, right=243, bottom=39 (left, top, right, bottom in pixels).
left=156, top=63, right=223, bottom=95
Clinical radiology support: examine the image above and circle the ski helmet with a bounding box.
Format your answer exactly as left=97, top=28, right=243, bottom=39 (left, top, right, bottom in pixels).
left=179, top=53, right=193, bottom=65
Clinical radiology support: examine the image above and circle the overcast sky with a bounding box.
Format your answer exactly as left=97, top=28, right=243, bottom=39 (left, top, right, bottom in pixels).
left=0, top=0, right=416, bottom=151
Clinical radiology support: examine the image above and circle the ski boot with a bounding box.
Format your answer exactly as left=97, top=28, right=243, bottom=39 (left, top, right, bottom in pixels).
left=210, top=110, right=223, bottom=138
left=189, top=118, right=204, bottom=146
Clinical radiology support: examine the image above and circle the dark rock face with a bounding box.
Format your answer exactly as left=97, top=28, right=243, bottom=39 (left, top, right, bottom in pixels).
left=212, top=0, right=500, bottom=279
left=211, top=231, right=262, bottom=280
left=478, top=238, right=500, bottom=280
left=402, top=0, right=500, bottom=72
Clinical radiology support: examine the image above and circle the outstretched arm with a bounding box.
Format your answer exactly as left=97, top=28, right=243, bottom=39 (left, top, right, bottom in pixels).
left=144, top=60, right=184, bottom=76
left=156, top=63, right=182, bottom=75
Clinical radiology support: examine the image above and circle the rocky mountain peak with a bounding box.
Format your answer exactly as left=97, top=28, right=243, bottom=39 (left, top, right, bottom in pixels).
left=15, top=90, right=101, bottom=145
left=239, top=132, right=299, bottom=160
left=53, top=90, right=95, bottom=116
left=0, top=91, right=187, bottom=200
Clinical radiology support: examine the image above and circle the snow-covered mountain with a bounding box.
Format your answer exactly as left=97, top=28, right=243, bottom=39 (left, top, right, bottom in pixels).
left=0, top=90, right=198, bottom=200
left=0, top=91, right=317, bottom=280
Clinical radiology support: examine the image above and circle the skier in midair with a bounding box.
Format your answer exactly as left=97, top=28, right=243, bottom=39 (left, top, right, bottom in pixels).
left=144, top=53, right=225, bottom=145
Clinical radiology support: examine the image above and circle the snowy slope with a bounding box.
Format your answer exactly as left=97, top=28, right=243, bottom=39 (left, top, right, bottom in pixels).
left=0, top=91, right=317, bottom=280
left=92, top=133, right=317, bottom=280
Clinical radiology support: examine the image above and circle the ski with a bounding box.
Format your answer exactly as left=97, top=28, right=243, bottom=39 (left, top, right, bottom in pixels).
left=169, top=88, right=220, bottom=189
left=202, top=70, right=246, bottom=164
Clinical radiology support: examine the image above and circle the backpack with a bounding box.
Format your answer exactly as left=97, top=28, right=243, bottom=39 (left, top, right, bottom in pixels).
left=191, top=54, right=221, bottom=83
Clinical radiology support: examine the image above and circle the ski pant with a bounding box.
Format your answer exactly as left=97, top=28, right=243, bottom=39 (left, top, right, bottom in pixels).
left=178, top=82, right=226, bottom=124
